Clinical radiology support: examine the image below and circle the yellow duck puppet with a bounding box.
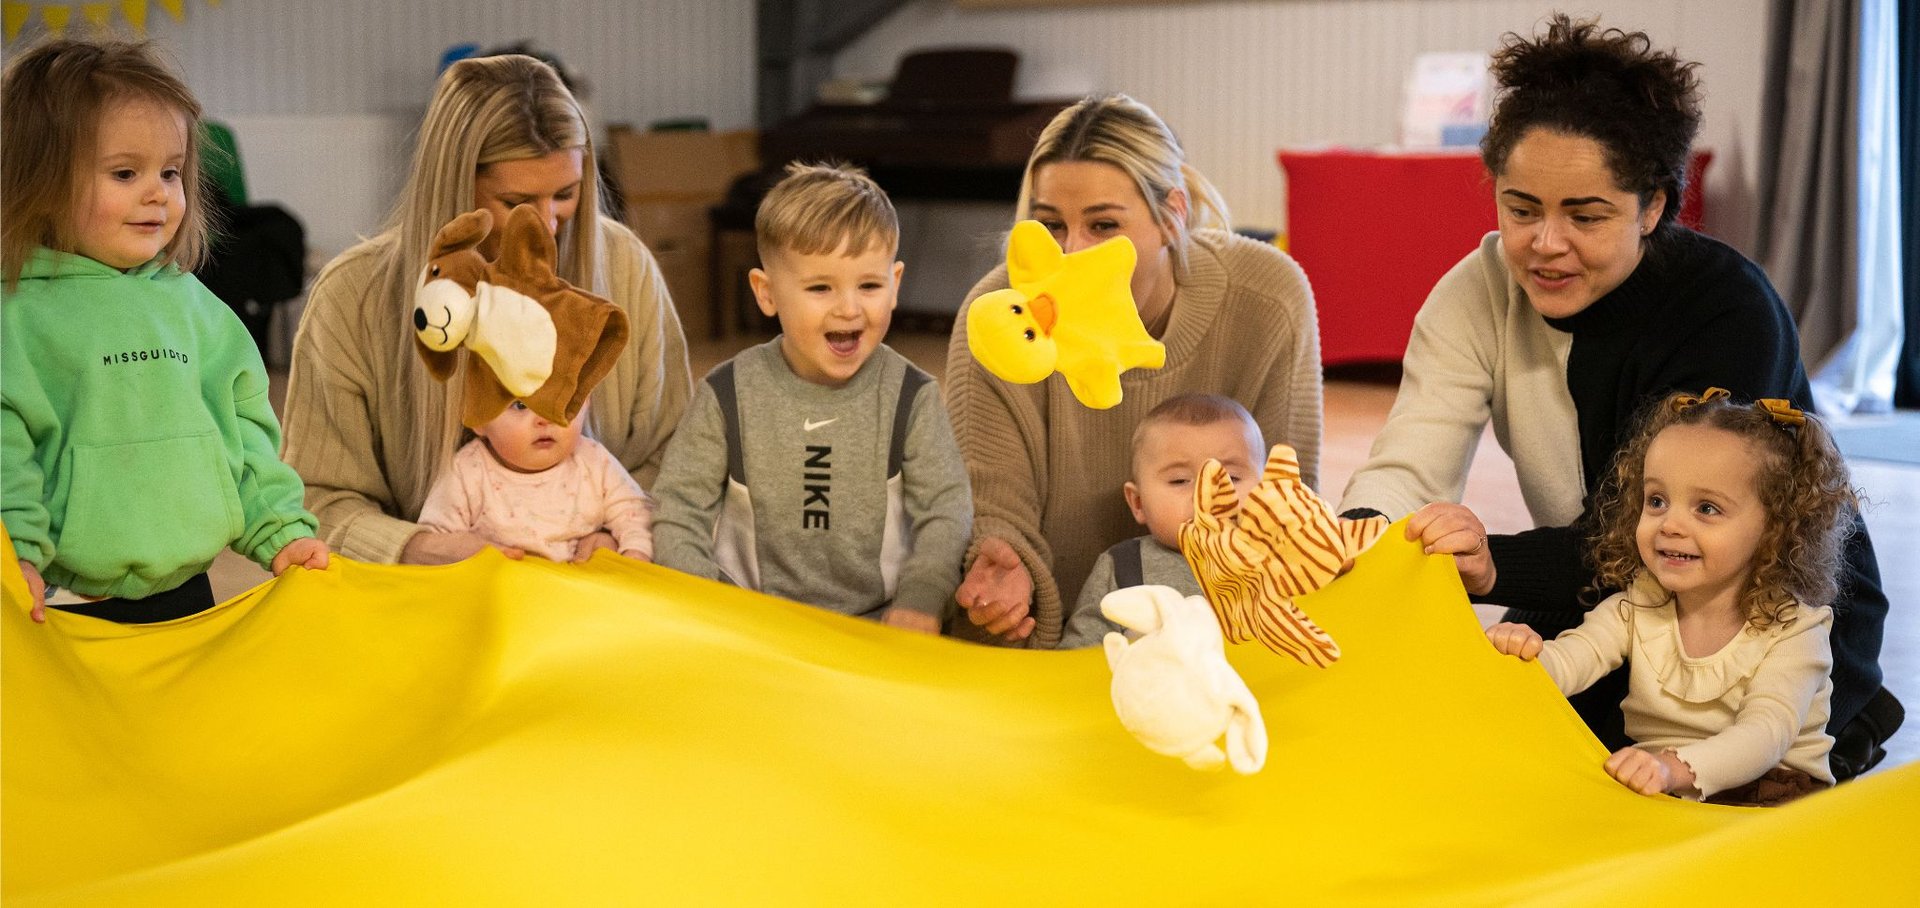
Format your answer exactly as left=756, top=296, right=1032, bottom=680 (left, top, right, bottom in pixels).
left=966, top=220, right=1165, bottom=409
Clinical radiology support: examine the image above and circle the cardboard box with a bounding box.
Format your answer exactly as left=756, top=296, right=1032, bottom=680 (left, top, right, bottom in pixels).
left=623, top=199, right=713, bottom=256
left=648, top=243, right=711, bottom=340
left=609, top=127, right=759, bottom=337
left=609, top=127, right=758, bottom=200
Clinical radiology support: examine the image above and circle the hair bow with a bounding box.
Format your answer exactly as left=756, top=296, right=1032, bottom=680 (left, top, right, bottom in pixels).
left=1755, top=398, right=1806, bottom=429
left=1669, top=387, right=1731, bottom=413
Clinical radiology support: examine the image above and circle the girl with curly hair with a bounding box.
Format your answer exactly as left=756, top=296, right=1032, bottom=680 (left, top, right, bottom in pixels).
left=1338, top=13, right=1894, bottom=777
left=1486, top=389, right=1856, bottom=806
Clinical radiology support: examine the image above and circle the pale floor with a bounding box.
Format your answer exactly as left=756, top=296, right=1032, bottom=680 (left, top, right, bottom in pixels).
left=225, top=326, right=1919, bottom=775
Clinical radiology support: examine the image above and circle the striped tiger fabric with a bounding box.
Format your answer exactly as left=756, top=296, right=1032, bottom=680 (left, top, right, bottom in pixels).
left=1178, top=445, right=1390, bottom=667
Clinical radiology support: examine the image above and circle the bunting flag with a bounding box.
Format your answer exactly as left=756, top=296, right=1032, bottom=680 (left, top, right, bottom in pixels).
left=1, top=0, right=214, bottom=44
left=37, top=1, right=64, bottom=34
left=4, top=524, right=1917, bottom=904
left=3, top=3, right=29, bottom=43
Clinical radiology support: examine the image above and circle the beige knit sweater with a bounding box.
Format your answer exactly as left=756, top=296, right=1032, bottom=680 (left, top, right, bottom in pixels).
left=282, top=215, right=693, bottom=564
left=944, top=228, right=1323, bottom=648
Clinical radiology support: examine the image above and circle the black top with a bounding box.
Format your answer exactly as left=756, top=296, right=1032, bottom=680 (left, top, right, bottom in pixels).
left=1481, top=227, right=1888, bottom=731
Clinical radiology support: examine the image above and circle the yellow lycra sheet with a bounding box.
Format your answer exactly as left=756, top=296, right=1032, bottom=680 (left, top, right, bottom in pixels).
left=4, top=525, right=1915, bottom=905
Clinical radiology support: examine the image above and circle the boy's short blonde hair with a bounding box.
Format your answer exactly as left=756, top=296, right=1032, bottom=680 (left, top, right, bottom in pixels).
left=1130, top=393, right=1264, bottom=475
left=755, top=162, right=899, bottom=263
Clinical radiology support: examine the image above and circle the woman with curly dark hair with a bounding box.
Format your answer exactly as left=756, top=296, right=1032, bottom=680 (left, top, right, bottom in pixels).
left=1337, top=14, right=1895, bottom=776
left=1487, top=389, right=1855, bottom=806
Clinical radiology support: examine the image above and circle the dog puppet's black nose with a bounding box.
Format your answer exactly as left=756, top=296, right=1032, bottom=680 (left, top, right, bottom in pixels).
left=412, top=308, right=428, bottom=331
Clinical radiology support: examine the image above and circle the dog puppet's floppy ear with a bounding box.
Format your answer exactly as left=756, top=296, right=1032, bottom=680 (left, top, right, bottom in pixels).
left=495, top=204, right=560, bottom=284
left=430, top=208, right=493, bottom=259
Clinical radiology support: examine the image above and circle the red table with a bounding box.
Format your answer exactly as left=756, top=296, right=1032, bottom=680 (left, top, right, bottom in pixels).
left=1279, top=148, right=1711, bottom=366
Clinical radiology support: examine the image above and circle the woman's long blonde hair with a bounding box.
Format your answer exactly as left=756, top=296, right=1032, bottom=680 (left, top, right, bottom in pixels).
left=374, top=54, right=605, bottom=508
left=1013, top=94, right=1230, bottom=280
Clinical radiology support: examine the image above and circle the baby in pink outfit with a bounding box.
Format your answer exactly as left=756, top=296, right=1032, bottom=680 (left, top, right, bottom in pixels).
left=418, top=400, right=652, bottom=562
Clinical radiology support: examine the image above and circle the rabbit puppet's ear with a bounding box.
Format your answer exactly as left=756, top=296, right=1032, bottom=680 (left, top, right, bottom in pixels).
left=430, top=208, right=494, bottom=259
left=1099, top=584, right=1185, bottom=635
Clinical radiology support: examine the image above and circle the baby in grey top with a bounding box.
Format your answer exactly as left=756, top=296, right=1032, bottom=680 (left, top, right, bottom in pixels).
left=1058, top=393, right=1266, bottom=648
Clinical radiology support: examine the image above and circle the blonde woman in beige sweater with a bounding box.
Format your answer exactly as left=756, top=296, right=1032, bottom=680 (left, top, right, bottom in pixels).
left=283, top=56, right=692, bottom=565
left=946, top=95, right=1323, bottom=648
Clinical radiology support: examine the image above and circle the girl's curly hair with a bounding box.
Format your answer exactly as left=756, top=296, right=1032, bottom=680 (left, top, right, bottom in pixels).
left=1587, top=390, right=1858, bottom=629
left=1481, top=14, right=1702, bottom=234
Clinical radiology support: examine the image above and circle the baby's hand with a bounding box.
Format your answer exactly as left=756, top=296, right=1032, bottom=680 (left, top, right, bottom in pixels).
left=271, top=537, right=332, bottom=575
left=402, top=530, right=520, bottom=564
left=882, top=607, right=940, bottom=635
left=572, top=531, right=618, bottom=563
left=20, top=559, right=47, bottom=623
left=1605, top=746, right=1674, bottom=796
left=1485, top=622, right=1543, bottom=660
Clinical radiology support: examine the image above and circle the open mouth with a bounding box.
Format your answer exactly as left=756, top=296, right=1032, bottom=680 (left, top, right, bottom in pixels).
left=1655, top=549, right=1700, bottom=564
left=825, top=330, right=862, bottom=356
left=1530, top=268, right=1576, bottom=288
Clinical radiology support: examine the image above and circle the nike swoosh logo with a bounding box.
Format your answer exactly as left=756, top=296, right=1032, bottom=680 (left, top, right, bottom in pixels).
left=803, top=418, right=838, bottom=431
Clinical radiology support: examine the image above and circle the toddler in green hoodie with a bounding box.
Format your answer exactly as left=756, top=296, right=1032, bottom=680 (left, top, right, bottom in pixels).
left=2, top=38, right=329, bottom=623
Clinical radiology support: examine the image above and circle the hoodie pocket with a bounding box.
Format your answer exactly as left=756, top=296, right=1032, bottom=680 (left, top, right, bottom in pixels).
left=58, top=433, right=243, bottom=580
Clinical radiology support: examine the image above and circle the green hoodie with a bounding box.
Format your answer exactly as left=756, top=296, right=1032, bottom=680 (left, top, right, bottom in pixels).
left=3, top=248, right=316, bottom=599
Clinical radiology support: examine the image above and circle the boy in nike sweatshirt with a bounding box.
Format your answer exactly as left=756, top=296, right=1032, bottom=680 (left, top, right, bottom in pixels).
left=650, top=164, right=971, bottom=632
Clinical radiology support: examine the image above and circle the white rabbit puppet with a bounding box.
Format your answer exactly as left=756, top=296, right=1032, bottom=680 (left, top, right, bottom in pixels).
left=1102, top=585, right=1268, bottom=774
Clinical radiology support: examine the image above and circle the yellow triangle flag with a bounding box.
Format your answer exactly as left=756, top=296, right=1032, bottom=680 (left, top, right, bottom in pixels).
left=41, top=4, right=71, bottom=35
left=156, top=0, right=181, bottom=21
left=81, top=2, right=110, bottom=29
left=3, top=2, right=30, bottom=42
left=119, top=0, right=143, bottom=32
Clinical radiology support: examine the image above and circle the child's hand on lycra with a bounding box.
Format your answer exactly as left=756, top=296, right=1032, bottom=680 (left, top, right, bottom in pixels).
left=1485, top=622, right=1543, bottom=660
left=882, top=607, right=940, bottom=635
left=1405, top=502, right=1495, bottom=595
left=571, top=531, right=618, bottom=563
left=20, top=559, right=47, bottom=623
left=403, top=530, right=522, bottom=564
left=1605, top=746, right=1695, bottom=796
left=271, top=537, right=332, bottom=575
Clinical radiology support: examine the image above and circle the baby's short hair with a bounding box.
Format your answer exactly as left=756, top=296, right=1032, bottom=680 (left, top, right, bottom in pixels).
left=755, top=162, right=899, bottom=263
left=1130, top=393, right=1263, bottom=469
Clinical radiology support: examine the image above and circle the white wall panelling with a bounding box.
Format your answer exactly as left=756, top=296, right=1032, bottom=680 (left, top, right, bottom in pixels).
left=118, top=0, right=757, bottom=258
left=833, top=0, right=1773, bottom=254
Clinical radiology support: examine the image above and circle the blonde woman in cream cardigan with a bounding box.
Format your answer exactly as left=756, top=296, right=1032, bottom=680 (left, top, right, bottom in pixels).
left=284, top=55, right=691, bottom=565
left=945, top=95, right=1323, bottom=648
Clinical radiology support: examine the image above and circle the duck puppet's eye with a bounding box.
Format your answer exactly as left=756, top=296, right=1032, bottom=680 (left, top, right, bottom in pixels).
left=1023, top=329, right=1036, bottom=341
left=1011, top=304, right=1024, bottom=315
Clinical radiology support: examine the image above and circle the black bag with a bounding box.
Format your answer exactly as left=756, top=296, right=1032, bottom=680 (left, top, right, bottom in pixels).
left=196, top=187, right=307, bottom=356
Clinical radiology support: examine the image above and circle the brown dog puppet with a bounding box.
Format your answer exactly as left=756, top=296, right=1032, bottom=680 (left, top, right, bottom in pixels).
left=411, top=204, right=629, bottom=429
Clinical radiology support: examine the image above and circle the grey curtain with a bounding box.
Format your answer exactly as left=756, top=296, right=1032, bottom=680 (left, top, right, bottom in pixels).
left=1757, top=0, right=1906, bottom=414
left=1757, top=0, right=1858, bottom=379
